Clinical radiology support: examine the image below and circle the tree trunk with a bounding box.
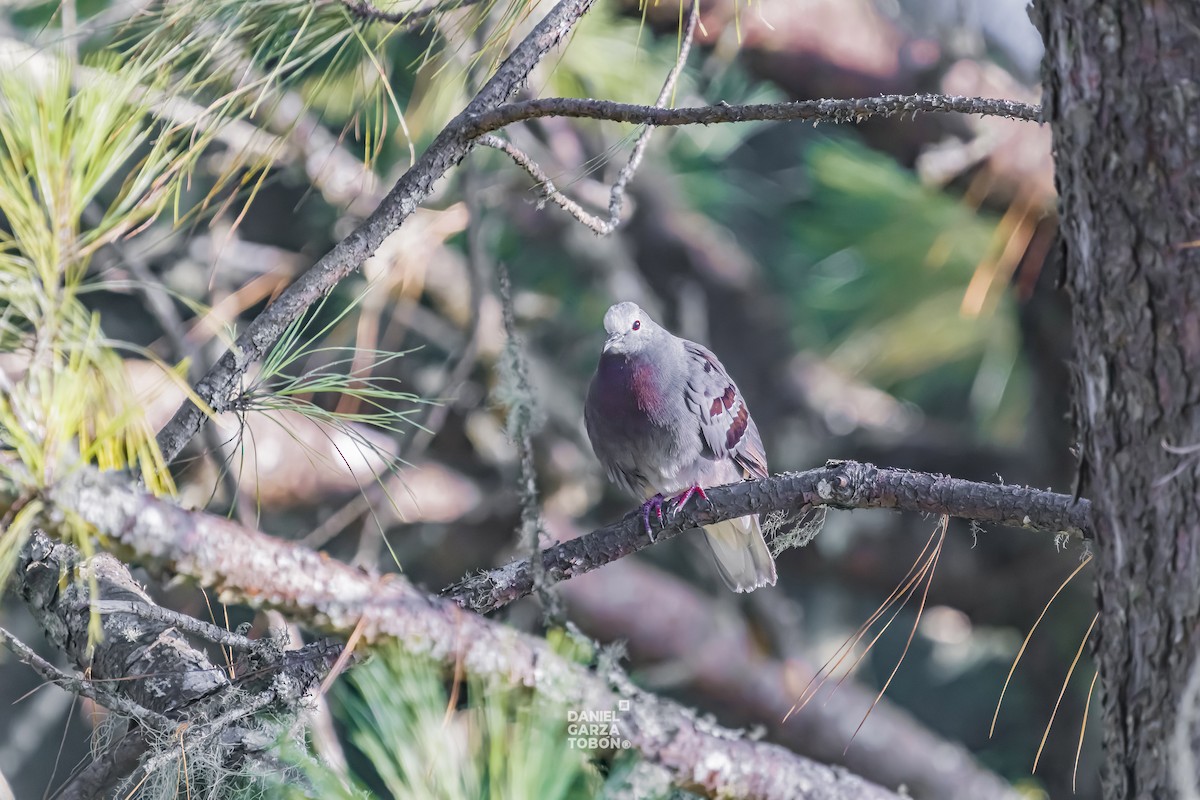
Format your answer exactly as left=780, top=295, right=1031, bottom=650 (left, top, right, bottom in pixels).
left=1036, top=2, right=1200, bottom=797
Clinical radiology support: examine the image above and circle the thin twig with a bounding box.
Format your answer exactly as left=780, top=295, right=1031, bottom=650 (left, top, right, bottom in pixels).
left=480, top=0, right=700, bottom=234
left=399, top=13, right=492, bottom=462
left=300, top=486, right=380, bottom=549
left=338, top=0, right=487, bottom=28
left=497, top=264, right=561, bottom=618
left=602, top=0, right=699, bottom=222
left=395, top=178, right=486, bottom=461
left=0, top=626, right=173, bottom=731
left=91, top=600, right=261, bottom=652
left=478, top=132, right=603, bottom=226
left=463, top=93, right=1043, bottom=139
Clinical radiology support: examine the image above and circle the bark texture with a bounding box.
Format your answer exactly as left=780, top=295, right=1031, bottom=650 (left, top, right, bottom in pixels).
left=15, top=532, right=340, bottom=798
left=18, top=533, right=230, bottom=716
left=445, top=460, right=1090, bottom=614
left=1036, top=2, right=1200, bottom=797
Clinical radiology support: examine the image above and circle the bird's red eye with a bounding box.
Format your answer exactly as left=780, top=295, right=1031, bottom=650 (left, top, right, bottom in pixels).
left=632, top=320, right=641, bottom=331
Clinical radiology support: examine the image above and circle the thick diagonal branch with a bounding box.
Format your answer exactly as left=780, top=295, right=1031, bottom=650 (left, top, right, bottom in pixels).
left=155, top=0, right=599, bottom=465
left=444, top=459, right=1091, bottom=614
left=49, top=467, right=901, bottom=800
left=46, top=462, right=1086, bottom=795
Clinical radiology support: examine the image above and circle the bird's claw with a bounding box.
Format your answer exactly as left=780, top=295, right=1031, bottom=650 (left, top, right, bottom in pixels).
left=640, top=486, right=711, bottom=541
left=640, top=494, right=666, bottom=542
left=668, top=484, right=710, bottom=518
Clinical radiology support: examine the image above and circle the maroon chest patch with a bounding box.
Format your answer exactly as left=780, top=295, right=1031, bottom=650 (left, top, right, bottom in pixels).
left=594, top=354, right=670, bottom=424
left=631, top=359, right=669, bottom=415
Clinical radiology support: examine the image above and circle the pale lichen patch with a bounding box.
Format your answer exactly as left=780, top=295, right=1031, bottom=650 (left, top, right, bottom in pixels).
left=816, top=478, right=834, bottom=500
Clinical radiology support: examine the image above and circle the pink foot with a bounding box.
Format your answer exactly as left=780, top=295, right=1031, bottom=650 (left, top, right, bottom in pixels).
left=639, top=494, right=666, bottom=542
left=668, top=484, right=710, bottom=517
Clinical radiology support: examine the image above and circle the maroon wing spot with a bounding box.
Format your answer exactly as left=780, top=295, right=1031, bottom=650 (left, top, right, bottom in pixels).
left=708, top=387, right=737, bottom=418
left=726, top=403, right=749, bottom=450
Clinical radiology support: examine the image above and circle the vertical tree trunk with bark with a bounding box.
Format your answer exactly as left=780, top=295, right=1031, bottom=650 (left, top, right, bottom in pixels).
left=1036, top=2, right=1200, bottom=797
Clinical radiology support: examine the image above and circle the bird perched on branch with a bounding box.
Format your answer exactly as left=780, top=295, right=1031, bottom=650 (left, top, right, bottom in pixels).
left=584, top=301, right=777, bottom=592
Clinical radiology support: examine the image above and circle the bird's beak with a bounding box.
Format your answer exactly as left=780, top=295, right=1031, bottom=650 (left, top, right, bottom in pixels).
left=602, top=333, right=621, bottom=353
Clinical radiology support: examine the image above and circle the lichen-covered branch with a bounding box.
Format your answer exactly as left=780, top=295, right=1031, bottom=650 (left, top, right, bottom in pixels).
left=50, top=467, right=901, bottom=800
left=445, top=459, right=1091, bottom=614
left=14, top=531, right=340, bottom=799
left=18, top=532, right=233, bottom=718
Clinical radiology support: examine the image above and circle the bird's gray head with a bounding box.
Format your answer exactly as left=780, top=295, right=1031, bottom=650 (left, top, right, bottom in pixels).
left=601, top=301, right=664, bottom=356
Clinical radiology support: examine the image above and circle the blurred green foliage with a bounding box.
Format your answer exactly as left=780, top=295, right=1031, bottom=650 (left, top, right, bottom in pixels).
left=674, top=123, right=1026, bottom=439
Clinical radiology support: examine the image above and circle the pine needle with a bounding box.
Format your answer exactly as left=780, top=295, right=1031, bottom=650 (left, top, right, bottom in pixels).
left=845, top=515, right=946, bottom=753
left=1074, top=669, right=1099, bottom=793
left=991, top=555, right=1092, bottom=737
left=782, top=516, right=946, bottom=748
left=1034, top=611, right=1098, bottom=774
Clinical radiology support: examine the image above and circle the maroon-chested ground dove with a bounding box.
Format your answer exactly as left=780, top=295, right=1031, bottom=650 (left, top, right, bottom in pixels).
left=584, top=301, right=777, bottom=592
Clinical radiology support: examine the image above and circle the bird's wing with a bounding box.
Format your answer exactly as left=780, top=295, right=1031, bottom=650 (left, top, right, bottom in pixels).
left=681, top=341, right=768, bottom=480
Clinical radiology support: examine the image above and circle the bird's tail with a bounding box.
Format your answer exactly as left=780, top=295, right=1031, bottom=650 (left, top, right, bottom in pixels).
left=701, top=514, right=777, bottom=593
